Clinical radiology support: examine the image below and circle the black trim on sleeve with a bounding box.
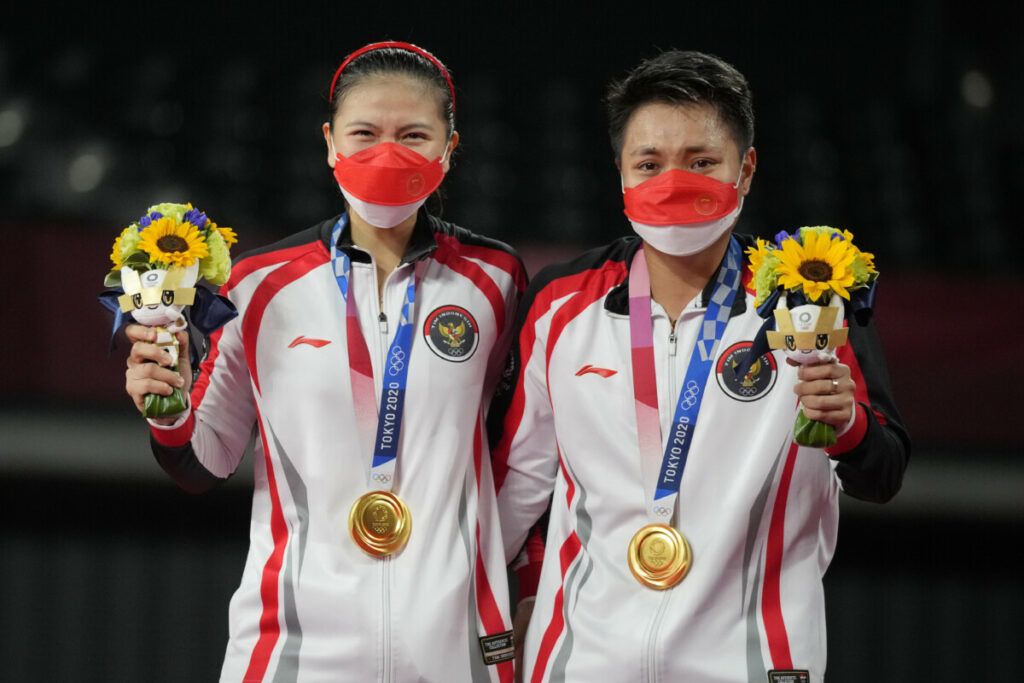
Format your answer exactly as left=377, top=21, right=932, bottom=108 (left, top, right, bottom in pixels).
left=830, top=317, right=911, bottom=503
left=150, top=437, right=228, bottom=495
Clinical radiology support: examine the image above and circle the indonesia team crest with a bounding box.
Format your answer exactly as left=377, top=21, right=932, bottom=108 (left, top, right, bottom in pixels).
left=423, top=305, right=479, bottom=362
left=715, top=341, right=777, bottom=402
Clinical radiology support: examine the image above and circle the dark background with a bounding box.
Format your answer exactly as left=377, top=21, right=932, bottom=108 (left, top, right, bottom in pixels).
left=1, top=2, right=1021, bottom=681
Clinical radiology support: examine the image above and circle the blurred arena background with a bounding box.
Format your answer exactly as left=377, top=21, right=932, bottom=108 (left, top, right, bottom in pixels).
left=1, top=2, right=1020, bottom=681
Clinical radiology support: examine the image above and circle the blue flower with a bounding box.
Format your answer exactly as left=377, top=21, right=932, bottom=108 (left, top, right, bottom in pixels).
left=138, top=211, right=163, bottom=230
left=774, top=230, right=791, bottom=248
left=183, top=207, right=208, bottom=229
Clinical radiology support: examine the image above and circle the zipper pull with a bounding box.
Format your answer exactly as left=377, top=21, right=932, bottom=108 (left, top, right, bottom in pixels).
left=379, top=312, right=388, bottom=334
left=668, top=331, right=677, bottom=356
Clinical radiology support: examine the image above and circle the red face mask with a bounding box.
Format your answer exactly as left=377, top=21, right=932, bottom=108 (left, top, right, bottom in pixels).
left=623, top=169, right=739, bottom=226
left=333, top=142, right=446, bottom=206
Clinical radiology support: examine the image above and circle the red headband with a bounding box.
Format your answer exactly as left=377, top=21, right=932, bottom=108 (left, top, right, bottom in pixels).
left=328, top=41, right=456, bottom=114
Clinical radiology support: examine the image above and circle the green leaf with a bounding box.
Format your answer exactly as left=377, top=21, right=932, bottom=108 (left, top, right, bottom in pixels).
left=123, top=251, right=151, bottom=267
left=104, top=270, right=122, bottom=287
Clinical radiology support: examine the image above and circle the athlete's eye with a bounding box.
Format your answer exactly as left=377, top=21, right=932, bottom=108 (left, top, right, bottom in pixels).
left=815, top=334, right=829, bottom=350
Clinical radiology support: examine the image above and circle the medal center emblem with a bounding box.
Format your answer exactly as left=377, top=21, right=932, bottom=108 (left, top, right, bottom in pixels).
left=365, top=502, right=395, bottom=536
left=628, top=524, right=692, bottom=589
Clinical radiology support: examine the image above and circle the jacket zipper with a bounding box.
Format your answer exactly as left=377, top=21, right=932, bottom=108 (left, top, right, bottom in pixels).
left=643, top=318, right=682, bottom=683
left=369, top=253, right=395, bottom=683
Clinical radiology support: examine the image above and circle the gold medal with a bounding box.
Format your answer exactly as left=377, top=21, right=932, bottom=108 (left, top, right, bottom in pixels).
left=348, top=491, right=412, bottom=557
left=627, top=523, right=692, bottom=590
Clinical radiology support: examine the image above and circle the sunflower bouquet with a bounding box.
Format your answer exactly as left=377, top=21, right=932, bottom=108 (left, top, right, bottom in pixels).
left=100, top=202, right=238, bottom=418
left=746, top=226, right=878, bottom=447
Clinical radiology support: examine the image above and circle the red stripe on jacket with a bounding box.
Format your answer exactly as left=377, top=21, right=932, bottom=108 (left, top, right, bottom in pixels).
left=492, top=263, right=626, bottom=494
left=828, top=337, right=878, bottom=455
left=471, top=418, right=514, bottom=683
left=224, top=241, right=323, bottom=295
left=433, top=246, right=509, bottom=335
left=761, top=440, right=798, bottom=669
left=242, top=406, right=292, bottom=682
left=531, top=455, right=582, bottom=683
left=237, top=245, right=327, bottom=681
left=241, top=247, right=330, bottom=394
left=437, top=234, right=527, bottom=293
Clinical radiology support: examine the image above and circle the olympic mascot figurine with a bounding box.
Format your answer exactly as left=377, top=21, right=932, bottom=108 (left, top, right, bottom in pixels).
left=746, top=226, right=878, bottom=447
left=99, top=202, right=238, bottom=418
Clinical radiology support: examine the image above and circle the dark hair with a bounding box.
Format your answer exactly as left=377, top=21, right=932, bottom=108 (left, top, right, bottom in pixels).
left=605, top=50, right=754, bottom=158
left=328, top=46, right=456, bottom=137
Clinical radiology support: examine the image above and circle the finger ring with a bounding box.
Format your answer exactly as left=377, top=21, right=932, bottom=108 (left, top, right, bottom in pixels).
left=830, top=378, right=839, bottom=394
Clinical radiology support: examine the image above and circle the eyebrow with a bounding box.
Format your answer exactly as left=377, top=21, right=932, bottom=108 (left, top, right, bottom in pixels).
left=627, top=144, right=719, bottom=156
left=342, top=121, right=436, bottom=135
left=397, top=122, right=434, bottom=133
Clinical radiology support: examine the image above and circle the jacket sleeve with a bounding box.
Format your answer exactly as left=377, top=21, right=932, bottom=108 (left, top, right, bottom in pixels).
left=147, top=290, right=256, bottom=494
left=825, top=315, right=911, bottom=503
left=487, top=276, right=562, bottom=564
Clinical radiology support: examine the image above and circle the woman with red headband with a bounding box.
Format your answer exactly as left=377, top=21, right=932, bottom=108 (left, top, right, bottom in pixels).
left=124, top=42, right=524, bottom=682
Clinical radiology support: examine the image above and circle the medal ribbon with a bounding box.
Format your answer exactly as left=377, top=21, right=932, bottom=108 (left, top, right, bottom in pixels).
left=628, top=237, right=742, bottom=522
left=331, top=216, right=417, bottom=491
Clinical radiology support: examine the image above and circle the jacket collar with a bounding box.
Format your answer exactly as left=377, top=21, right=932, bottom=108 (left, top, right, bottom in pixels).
left=604, top=233, right=752, bottom=318
left=333, top=208, right=438, bottom=264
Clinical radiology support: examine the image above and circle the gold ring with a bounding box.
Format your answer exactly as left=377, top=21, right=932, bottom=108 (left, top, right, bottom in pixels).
left=831, top=378, right=839, bottom=394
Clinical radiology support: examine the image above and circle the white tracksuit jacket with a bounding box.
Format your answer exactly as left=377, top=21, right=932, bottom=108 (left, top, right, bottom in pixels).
left=488, top=234, right=909, bottom=683
left=149, top=212, right=525, bottom=683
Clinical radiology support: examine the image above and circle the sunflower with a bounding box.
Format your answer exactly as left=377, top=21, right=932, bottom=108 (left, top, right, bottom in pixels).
left=746, top=238, right=783, bottom=306
left=210, top=221, right=238, bottom=247
left=110, top=234, right=124, bottom=268
left=138, top=216, right=209, bottom=267
left=775, top=228, right=856, bottom=302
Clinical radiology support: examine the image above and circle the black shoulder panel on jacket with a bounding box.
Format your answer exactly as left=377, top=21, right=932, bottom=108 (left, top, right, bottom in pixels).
left=230, top=216, right=338, bottom=269
left=427, top=215, right=524, bottom=263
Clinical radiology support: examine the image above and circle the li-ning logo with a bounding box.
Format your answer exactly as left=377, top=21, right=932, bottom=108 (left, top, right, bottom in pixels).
left=289, top=336, right=332, bottom=349
left=575, top=364, right=618, bottom=378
